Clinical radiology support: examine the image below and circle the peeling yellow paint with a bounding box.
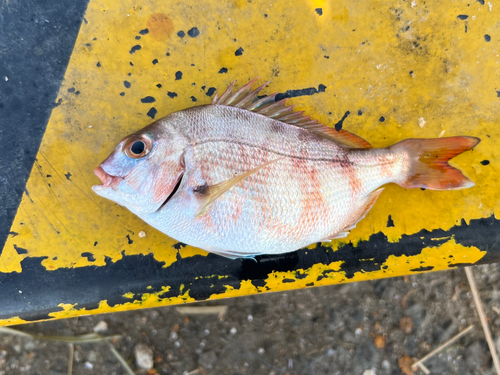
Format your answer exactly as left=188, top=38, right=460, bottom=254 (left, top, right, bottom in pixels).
left=1, top=0, right=497, bottom=324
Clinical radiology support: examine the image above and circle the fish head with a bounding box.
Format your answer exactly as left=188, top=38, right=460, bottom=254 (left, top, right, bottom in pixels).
left=92, top=122, right=186, bottom=215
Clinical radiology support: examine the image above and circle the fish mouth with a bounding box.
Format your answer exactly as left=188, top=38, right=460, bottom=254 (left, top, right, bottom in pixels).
left=93, top=166, right=123, bottom=190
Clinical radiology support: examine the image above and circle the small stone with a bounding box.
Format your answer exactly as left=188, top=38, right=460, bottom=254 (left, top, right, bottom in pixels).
left=418, top=117, right=425, bottom=128
left=138, top=231, right=146, bottom=238
left=87, top=350, right=97, bottom=362
left=258, top=348, right=265, bottom=354
left=374, top=335, right=385, bottom=348
left=24, top=339, right=37, bottom=351
left=134, top=344, right=154, bottom=370
left=84, top=362, right=94, bottom=370
left=247, top=315, right=253, bottom=322
left=466, top=340, right=490, bottom=369
left=398, top=355, right=414, bottom=375
left=399, top=316, right=413, bottom=334
left=229, top=327, right=237, bottom=335
left=93, top=320, right=108, bottom=333
left=362, top=369, right=376, bottom=375
left=381, top=360, right=390, bottom=370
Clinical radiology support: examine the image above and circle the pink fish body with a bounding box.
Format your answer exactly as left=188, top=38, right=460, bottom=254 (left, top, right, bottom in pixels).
left=93, top=79, right=479, bottom=258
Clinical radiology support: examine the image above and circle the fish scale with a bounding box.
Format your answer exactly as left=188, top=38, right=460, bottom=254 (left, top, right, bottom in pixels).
left=93, top=80, right=480, bottom=259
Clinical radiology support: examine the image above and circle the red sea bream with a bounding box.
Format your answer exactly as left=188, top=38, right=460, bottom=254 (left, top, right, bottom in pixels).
left=92, top=79, right=480, bottom=259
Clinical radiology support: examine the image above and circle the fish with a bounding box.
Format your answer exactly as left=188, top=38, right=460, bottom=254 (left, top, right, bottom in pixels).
left=92, top=78, right=480, bottom=259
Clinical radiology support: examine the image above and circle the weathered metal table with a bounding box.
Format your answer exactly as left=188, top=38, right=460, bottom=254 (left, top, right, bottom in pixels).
left=1, top=0, right=498, bottom=326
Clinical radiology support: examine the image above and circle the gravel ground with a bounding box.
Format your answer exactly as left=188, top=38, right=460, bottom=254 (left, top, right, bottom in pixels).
left=1, top=264, right=500, bottom=375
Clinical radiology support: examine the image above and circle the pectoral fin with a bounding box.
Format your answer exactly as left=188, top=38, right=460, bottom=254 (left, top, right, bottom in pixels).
left=194, top=158, right=283, bottom=217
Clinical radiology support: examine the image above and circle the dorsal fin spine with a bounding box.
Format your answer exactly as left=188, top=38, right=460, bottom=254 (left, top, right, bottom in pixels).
left=211, top=79, right=372, bottom=149
left=247, top=93, right=278, bottom=111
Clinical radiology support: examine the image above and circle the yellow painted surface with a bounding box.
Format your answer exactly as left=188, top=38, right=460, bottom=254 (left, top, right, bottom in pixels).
left=1, top=0, right=498, bottom=324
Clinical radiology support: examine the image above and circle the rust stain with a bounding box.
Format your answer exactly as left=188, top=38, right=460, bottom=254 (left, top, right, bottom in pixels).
left=147, top=13, right=174, bottom=41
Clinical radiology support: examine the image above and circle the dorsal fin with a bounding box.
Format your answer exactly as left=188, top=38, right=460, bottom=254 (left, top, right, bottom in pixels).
left=212, top=79, right=372, bottom=149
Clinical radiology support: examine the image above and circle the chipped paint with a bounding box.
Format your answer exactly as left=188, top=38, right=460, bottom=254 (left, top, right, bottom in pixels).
left=1, top=0, right=498, bottom=325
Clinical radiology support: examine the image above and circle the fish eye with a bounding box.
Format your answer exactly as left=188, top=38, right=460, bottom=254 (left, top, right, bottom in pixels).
left=123, top=134, right=153, bottom=159
left=130, top=141, right=145, bottom=155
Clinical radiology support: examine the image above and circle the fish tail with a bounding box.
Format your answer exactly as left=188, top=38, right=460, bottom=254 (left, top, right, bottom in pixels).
left=391, top=137, right=480, bottom=190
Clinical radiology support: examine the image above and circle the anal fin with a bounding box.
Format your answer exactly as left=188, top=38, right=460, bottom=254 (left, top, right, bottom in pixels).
left=322, top=188, right=384, bottom=241
left=207, top=248, right=261, bottom=260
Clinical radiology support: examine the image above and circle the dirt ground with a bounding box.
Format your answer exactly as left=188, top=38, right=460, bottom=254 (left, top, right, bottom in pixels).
left=1, top=264, right=499, bottom=375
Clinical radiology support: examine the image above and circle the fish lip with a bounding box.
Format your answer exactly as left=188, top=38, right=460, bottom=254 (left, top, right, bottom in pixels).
left=93, top=166, right=123, bottom=190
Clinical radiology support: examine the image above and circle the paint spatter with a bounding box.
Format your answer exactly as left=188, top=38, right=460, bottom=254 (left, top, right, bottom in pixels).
left=93, top=241, right=98, bottom=246
left=120, top=92, right=125, bottom=96
left=135, top=36, right=141, bottom=40
left=124, top=81, right=131, bottom=89
left=167, top=92, right=177, bottom=98
left=387, top=215, right=395, bottom=227
left=275, top=84, right=326, bottom=101
left=96, top=62, right=101, bottom=67
left=358, top=110, right=363, bottom=116
left=177, top=30, right=185, bottom=38
left=65, top=172, right=72, bottom=181
left=175, top=71, right=182, bottom=80
left=206, top=87, right=216, bottom=96
left=410, top=266, right=434, bottom=272
left=81, top=252, right=96, bottom=261
left=173, top=242, right=187, bottom=250
left=187, top=27, right=200, bottom=37
left=126, top=234, right=134, bottom=244
left=68, top=87, right=76, bottom=93
left=13, top=245, right=28, bottom=255
left=484, top=34, right=491, bottom=42
left=147, top=13, right=174, bottom=41
left=315, top=8, right=323, bottom=15
left=129, top=45, right=142, bottom=54
left=152, top=59, right=159, bottom=65
left=147, top=107, right=157, bottom=119
left=235, top=47, right=244, bottom=56
left=219, top=67, right=228, bottom=74
left=141, top=96, right=156, bottom=103
left=497, top=91, right=500, bottom=98
left=480, top=160, right=490, bottom=165
left=156, top=84, right=162, bottom=88
left=457, top=15, right=468, bottom=20
left=139, top=28, right=149, bottom=35
left=191, top=96, right=197, bottom=102
left=379, top=116, right=385, bottom=122
left=334, top=111, right=351, bottom=131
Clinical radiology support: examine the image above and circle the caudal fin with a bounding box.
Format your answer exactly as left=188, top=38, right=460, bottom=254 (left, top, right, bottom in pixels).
left=392, top=137, right=480, bottom=190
